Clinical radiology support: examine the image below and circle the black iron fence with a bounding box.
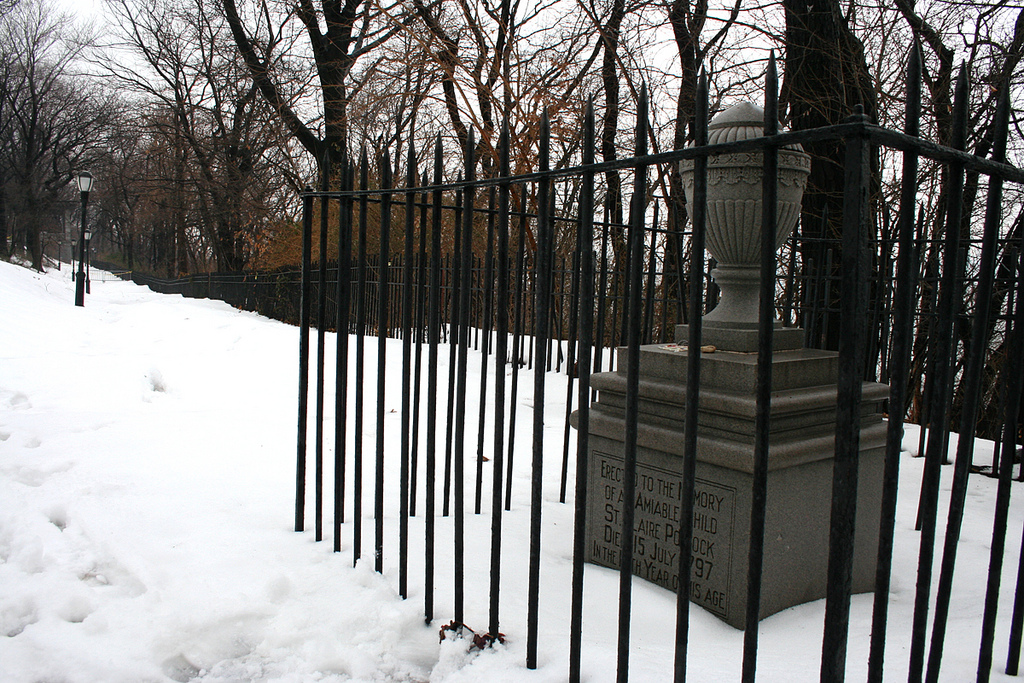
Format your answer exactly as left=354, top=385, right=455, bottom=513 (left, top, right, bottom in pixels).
left=305, top=51, right=1024, bottom=680
left=93, top=263, right=308, bottom=325
left=122, top=51, right=1024, bottom=681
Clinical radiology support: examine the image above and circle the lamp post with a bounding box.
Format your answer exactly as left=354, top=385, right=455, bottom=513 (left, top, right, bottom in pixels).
left=74, top=171, right=94, bottom=307
left=85, top=229, right=93, bottom=293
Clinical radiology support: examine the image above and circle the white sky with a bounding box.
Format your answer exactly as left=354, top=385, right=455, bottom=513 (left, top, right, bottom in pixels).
left=57, top=0, right=104, bottom=19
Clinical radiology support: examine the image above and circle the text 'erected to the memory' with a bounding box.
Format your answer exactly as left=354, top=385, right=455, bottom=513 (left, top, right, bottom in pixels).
left=589, top=451, right=735, bottom=617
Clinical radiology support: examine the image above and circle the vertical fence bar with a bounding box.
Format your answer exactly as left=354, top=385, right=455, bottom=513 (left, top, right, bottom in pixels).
left=489, top=120, right=511, bottom=641
left=473, top=254, right=481, bottom=351
left=335, top=158, right=352, bottom=552
left=315, top=155, right=330, bottom=543
left=366, top=255, right=376, bottom=337
left=976, top=85, right=1015, bottom=683
left=560, top=245, right=581, bottom=504
left=476, top=188, right=496, bottom=515
left=783, top=231, right=797, bottom=328
left=804, top=251, right=819, bottom=348
left=675, top=207, right=689, bottom=325
left=869, top=224, right=891, bottom=381
left=661, top=230, right=672, bottom=341
left=444, top=185, right=463, bottom=518
left=876, top=216, right=894, bottom=383
left=555, top=254, right=566, bottom=373
left=549, top=230, right=560, bottom=374
left=484, top=204, right=497, bottom=363
left=608, top=214, right=619, bottom=372
left=908, top=64, right=969, bottom=683
left=296, top=189, right=313, bottom=532
left=616, top=85, right=649, bottom=683
left=375, top=151, right=393, bottom=575
left=506, top=195, right=528, bottom=511
left=475, top=254, right=483, bottom=352
left=913, top=256, right=940, bottom=522
left=411, top=172, right=430, bottom=518
left=527, top=113, right=553, bottom=670
left=595, top=216, right=610, bottom=374
left=927, top=75, right=1009, bottom=682
left=454, top=133, right=476, bottom=625
left=399, top=144, right=417, bottom=598
left=529, top=249, right=537, bottom=371
left=425, top=137, right=444, bottom=623
left=867, top=42, right=921, bottom=682
left=820, top=246, right=834, bottom=348
left=569, top=100, right=596, bottom=683
left=820, top=103, right=872, bottom=683
left=992, top=259, right=1019, bottom=473
left=742, top=54, right=779, bottom=683
left=353, top=152, right=369, bottom=566
left=675, top=71, right=708, bottom=683
left=643, top=204, right=658, bottom=344
left=1004, top=240, right=1024, bottom=674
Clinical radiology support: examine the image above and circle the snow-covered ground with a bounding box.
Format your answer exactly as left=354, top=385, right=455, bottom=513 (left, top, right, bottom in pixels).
left=1, top=258, right=1022, bottom=682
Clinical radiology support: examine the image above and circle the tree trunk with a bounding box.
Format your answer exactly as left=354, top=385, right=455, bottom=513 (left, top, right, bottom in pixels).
left=781, top=0, right=876, bottom=350
left=666, top=0, right=702, bottom=325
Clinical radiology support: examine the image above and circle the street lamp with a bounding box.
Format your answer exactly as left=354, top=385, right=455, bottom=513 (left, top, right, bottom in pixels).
left=84, top=229, right=93, bottom=294
left=74, top=171, right=94, bottom=307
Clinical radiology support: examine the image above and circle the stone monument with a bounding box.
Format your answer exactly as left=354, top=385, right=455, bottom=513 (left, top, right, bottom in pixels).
left=578, top=102, right=887, bottom=628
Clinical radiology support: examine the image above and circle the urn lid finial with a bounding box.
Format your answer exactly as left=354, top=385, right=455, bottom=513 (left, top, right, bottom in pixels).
left=709, top=101, right=765, bottom=129
left=705, top=101, right=806, bottom=154
left=707, top=102, right=772, bottom=144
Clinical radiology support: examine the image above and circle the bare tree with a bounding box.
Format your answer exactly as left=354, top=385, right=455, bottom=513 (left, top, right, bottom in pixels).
left=776, top=0, right=876, bottom=349
left=103, top=0, right=298, bottom=273
left=880, top=0, right=1024, bottom=428
left=0, top=0, right=112, bottom=268
left=405, top=0, right=600, bottom=174
left=221, top=0, right=409, bottom=174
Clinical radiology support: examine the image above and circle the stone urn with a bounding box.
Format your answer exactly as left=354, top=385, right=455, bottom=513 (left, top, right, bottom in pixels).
left=679, top=102, right=811, bottom=343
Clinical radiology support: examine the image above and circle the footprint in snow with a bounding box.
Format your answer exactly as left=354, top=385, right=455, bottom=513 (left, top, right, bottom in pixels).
left=4, top=391, right=31, bottom=410
left=162, top=654, right=201, bottom=683
left=47, top=504, right=68, bottom=531
left=57, top=594, right=95, bottom=624
left=1, top=597, right=38, bottom=638
left=147, top=368, right=168, bottom=393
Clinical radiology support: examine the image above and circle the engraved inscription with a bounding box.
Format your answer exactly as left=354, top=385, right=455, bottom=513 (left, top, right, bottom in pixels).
left=589, top=451, right=735, bottom=618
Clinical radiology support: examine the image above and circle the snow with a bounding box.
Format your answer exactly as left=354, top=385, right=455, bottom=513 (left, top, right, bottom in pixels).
left=2, top=258, right=1023, bottom=681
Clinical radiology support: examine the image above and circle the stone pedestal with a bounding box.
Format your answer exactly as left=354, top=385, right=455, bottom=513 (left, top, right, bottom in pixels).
left=579, top=343, right=887, bottom=627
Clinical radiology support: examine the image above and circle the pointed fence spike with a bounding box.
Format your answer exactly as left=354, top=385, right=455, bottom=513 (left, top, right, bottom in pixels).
left=697, top=71, right=709, bottom=145
left=382, top=149, right=393, bottom=189
left=906, top=42, right=922, bottom=137
left=952, top=62, right=970, bottom=147
left=633, top=84, right=648, bottom=159
left=540, top=110, right=550, bottom=170
left=407, top=140, right=417, bottom=187
left=500, top=118, right=510, bottom=174
left=321, top=149, right=332, bottom=185
left=765, top=53, right=779, bottom=135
